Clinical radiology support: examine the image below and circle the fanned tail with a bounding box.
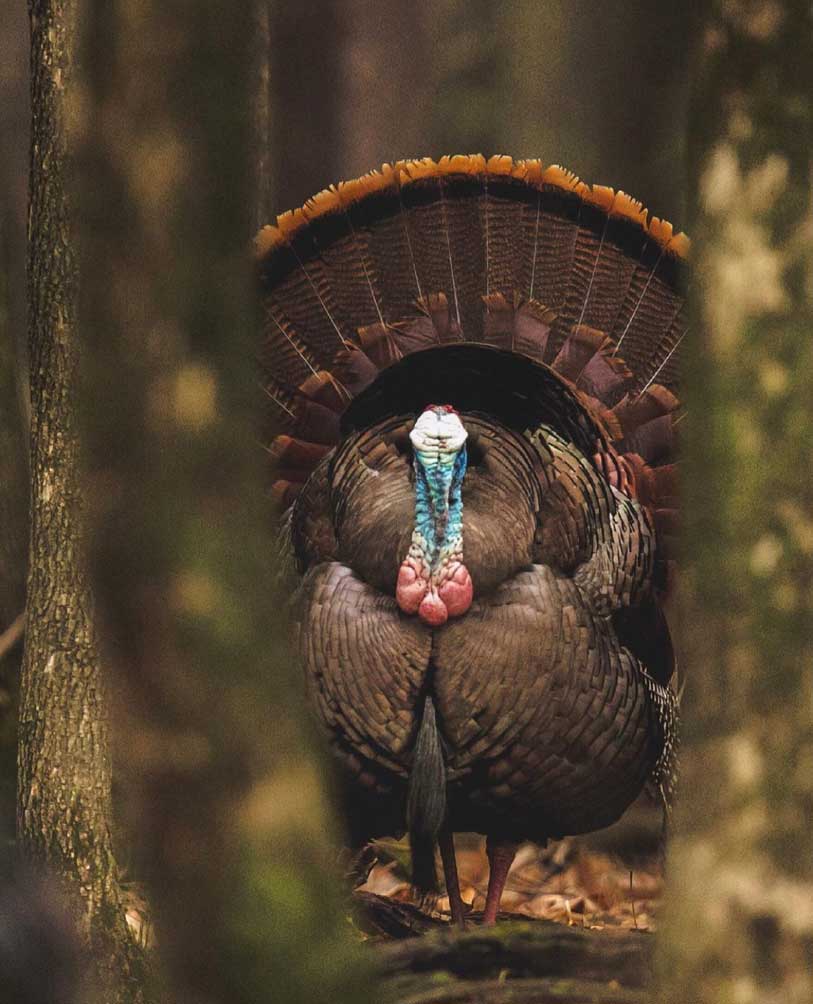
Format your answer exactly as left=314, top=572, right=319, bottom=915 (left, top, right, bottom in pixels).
left=256, top=154, right=687, bottom=575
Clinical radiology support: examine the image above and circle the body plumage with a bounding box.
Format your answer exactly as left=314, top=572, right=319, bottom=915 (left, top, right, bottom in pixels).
left=258, top=156, right=683, bottom=924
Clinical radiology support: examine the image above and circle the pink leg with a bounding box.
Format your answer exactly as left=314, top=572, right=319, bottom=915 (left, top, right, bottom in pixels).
left=438, top=827, right=466, bottom=929
left=482, top=835, right=518, bottom=926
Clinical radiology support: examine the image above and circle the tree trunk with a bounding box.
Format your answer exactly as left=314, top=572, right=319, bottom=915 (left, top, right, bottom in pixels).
left=361, top=903, right=653, bottom=1003
left=270, top=0, right=344, bottom=212
left=0, top=225, right=28, bottom=653
left=0, top=210, right=28, bottom=861
left=252, top=0, right=273, bottom=232
left=17, top=1, right=144, bottom=1000
left=426, top=0, right=499, bottom=158
left=660, top=3, right=813, bottom=1002
left=497, top=0, right=692, bottom=225
left=78, top=3, right=372, bottom=1003
left=336, top=0, right=433, bottom=175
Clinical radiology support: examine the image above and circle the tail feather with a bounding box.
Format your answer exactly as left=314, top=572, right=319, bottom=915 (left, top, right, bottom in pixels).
left=398, top=165, right=458, bottom=330
left=365, top=165, right=424, bottom=322
left=610, top=227, right=688, bottom=381
left=306, top=198, right=383, bottom=334
left=407, top=694, right=446, bottom=894
left=439, top=168, right=487, bottom=342
left=550, top=186, right=614, bottom=353
left=258, top=154, right=688, bottom=573
left=483, top=164, right=519, bottom=298
left=575, top=192, right=649, bottom=337
left=522, top=163, right=585, bottom=319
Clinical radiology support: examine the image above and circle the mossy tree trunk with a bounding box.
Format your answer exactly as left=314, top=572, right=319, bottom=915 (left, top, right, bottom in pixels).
left=661, top=3, right=813, bottom=1002
left=17, top=1, right=144, bottom=1000
left=78, top=3, right=372, bottom=1002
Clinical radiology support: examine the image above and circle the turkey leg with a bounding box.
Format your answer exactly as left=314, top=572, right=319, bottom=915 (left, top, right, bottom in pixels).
left=438, top=826, right=466, bottom=929
left=482, top=835, right=518, bottom=925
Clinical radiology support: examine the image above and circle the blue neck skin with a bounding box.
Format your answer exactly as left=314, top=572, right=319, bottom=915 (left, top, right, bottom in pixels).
left=413, top=444, right=467, bottom=572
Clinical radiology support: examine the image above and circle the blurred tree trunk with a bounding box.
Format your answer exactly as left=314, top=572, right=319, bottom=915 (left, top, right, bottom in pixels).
left=17, top=1, right=144, bottom=1000
left=661, top=3, right=813, bottom=1002
left=0, top=105, right=29, bottom=637
left=271, top=1, right=344, bottom=213
left=336, top=1, right=498, bottom=182
left=277, top=1, right=693, bottom=227
left=0, top=0, right=31, bottom=857
left=427, top=0, right=498, bottom=158
left=0, top=0, right=30, bottom=430
left=252, top=0, right=273, bottom=231
left=79, top=3, right=371, bottom=1003
left=337, top=0, right=432, bottom=173
left=498, top=0, right=692, bottom=225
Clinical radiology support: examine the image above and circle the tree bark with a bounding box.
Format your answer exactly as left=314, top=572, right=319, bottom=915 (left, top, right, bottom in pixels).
left=78, top=3, right=372, bottom=1003
left=0, top=208, right=28, bottom=634
left=660, top=3, right=813, bottom=1002
left=17, top=1, right=144, bottom=1000
left=0, top=209, right=28, bottom=861
left=377, top=916, right=652, bottom=983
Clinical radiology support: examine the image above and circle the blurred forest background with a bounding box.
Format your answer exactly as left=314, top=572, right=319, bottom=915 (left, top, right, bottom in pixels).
left=0, top=0, right=692, bottom=888
left=2, top=2, right=812, bottom=1004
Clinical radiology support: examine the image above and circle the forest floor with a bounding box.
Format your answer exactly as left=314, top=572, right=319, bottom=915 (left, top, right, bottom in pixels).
left=112, top=799, right=666, bottom=1002
left=356, top=798, right=665, bottom=934
left=358, top=834, right=662, bottom=934
left=352, top=803, right=664, bottom=1003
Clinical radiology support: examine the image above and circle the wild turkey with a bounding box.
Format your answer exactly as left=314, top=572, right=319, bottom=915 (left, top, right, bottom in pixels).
left=257, top=155, right=682, bottom=926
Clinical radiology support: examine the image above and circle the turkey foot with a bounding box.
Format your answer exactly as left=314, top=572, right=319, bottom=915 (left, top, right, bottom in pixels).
left=438, top=827, right=466, bottom=929
left=482, top=836, right=518, bottom=926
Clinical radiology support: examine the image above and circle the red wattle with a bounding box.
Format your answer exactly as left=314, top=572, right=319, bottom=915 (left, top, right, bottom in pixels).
left=438, top=562, right=473, bottom=617
left=418, top=589, right=448, bottom=627
left=396, top=560, right=429, bottom=614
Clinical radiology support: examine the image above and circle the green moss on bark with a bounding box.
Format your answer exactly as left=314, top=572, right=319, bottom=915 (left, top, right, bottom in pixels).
left=661, top=3, right=813, bottom=1002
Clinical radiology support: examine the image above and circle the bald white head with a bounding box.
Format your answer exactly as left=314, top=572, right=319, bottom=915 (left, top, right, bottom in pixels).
left=409, top=405, right=468, bottom=461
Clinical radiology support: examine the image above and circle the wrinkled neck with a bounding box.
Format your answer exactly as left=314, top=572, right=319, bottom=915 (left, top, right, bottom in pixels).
left=397, top=413, right=473, bottom=625
left=412, top=444, right=467, bottom=571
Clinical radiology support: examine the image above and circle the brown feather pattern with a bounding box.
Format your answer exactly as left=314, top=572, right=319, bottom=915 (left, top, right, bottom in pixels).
left=259, top=155, right=684, bottom=899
